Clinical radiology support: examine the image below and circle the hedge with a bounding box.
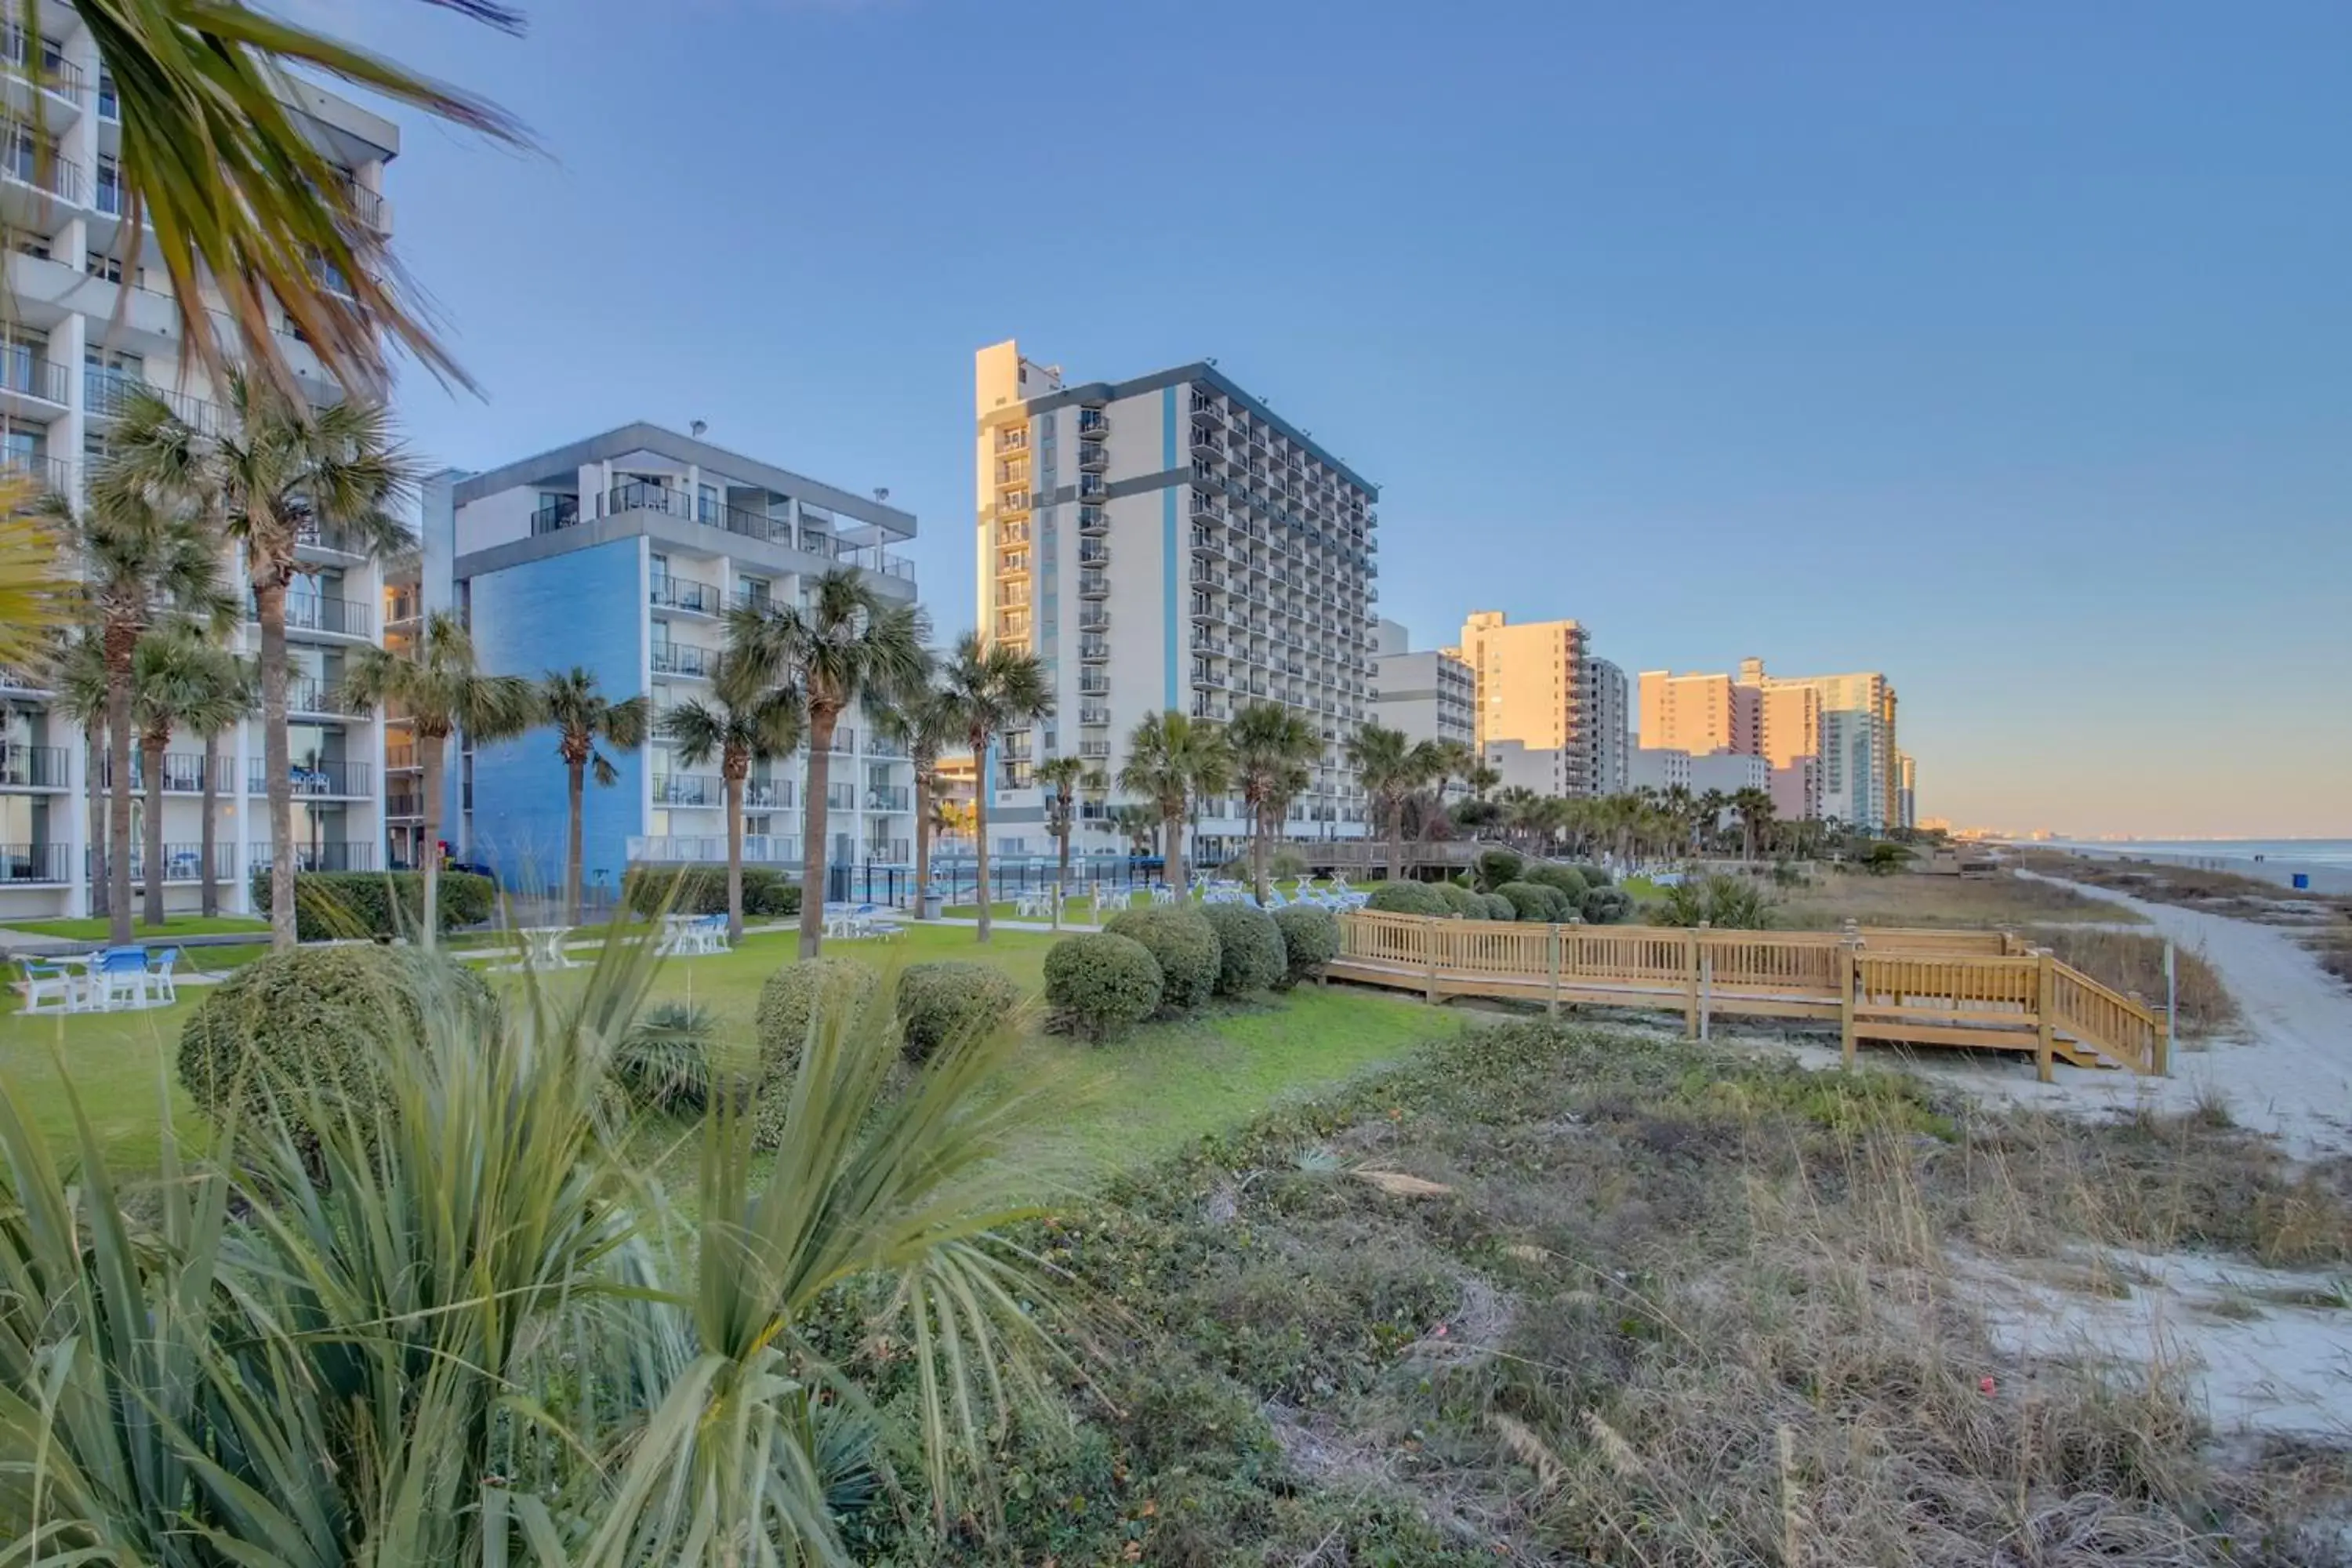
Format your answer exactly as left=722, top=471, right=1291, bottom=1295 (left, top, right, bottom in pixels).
left=1432, top=881, right=1478, bottom=917
left=178, top=944, right=495, bottom=1151
left=1270, top=904, right=1339, bottom=989
left=1474, top=848, right=1524, bottom=892
left=1044, top=933, right=1163, bottom=1042
left=1105, top=906, right=1221, bottom=1011
left=1494, top=881, right=1566, bottom=923
left=1524, top=865, right=1588, bottom=902
left=1581, top=886, right=1635, bottom=925
left=1366, top=880, right=1450, bottom=917
left=1575, top=863, right=1613, bottom=889
left=895, top=961, right=1026, bottom=1062
left=624, top=865, right=800, bottom=918
left=1200, top=902, right=1286, bottom=996
left=247, top=869, right=495, bottom=940
left=1477, top=892, right=1518, bottom=921
left=752, top=959, right=880, bottom=1145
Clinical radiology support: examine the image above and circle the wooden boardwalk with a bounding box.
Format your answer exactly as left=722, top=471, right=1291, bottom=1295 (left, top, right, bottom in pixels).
left=1328, top=913, right=2168, bottom=1080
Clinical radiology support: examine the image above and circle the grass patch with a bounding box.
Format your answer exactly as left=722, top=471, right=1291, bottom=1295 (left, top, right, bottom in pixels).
left=1774, top=867, right=2139, bottom=929
left=0, top=913, right=269, bottom=940
left=867, top=1022, right=2352, bottom=1563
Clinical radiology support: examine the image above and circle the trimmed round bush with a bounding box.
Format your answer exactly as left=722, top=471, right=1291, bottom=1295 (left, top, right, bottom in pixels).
left=1575, top=862, right=1613, bottom=889
left=1366, top=880, right=1450, bottom=917
left=1474, top=848, right=1525, bottom=893
left=249, top=869, right=495, bottom=940
left=895, top=960, right=1026, bottom=1062
left=1200, top=902, right=1286, bottom=996
left=178, top=944, right=495, bottom=1149
left=1271, top=904, right=1339, bottom=988
left=1581, top=886, right=1635, bottom=925
left=1105, top=906, right=1221, bottom=1011
left=1478, top=892, right=1517, bottom=921
left=1044, top=933, right=1163, bottom=1041
left=752, top=958, right=882, bottom=1145
left=1432, top=880, right=1478, bottom=917
left=1494, top=881, right=1558, bottom=923
left=1525, top=865, right=1588, bottom=902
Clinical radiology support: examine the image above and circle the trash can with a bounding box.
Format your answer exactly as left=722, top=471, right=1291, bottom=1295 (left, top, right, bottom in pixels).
left=2291, top=873, right=2310, bottom=891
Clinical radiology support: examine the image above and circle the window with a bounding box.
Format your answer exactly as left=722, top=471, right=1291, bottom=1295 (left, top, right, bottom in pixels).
left=10, top=236, right=45, bottom=260
left=95, top=155, right=122, bottom=215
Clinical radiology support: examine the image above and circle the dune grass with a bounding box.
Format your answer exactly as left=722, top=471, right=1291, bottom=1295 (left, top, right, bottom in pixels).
left=1773, top=868, right=2140, bottom=929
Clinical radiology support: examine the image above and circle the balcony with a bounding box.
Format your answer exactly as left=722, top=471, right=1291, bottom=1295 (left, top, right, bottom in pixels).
left=1076, top=409, right=1109, bottom=438
left=385, top=742, right=419, bottom=771
left=250, top=842, right=377, bottom=874
left=994, top=426, right=1029, bottom=453
left=865, top=735, right=909, bottom=759
left=1078, top=673, right=1109, bottom=695
left=824, top=783, right=856, bottom=812
left=1188, top=393, right=1222, bottom=421
left=288, top=677, right=365, bottom=717
left=743, top=778, right=793, bottom=809
left=249, top=758, right=372, bottom=797
left=865, top=786, right=910, bottom=813
left=827, top=727, right=858, bottom=757
left=0, top=662, right=50, bottom=694
left=1076, top=442, right=1109, bottom=472
left=0, top=349, right=68, bottom=416
left=1188, top=493, right=1223, bottom=523
left=628, top=833, right=800, bottom=865
left=1078, top=706, right=1111, bottom=727
left=530, top=495, right=581, bottom=535
left=1079, top=641, right=1110, bottom=663
left=114, top=844, right=238, bottom=884
left=1077, top=610, right=1109, bottom=633
left=83, top=371, right=226, bottom=435
left=863, top=837, right=912, bottom=863
left=1077, top=574, right=1109, bottom=599
left=1078, top=542, right=1110, bottom=568
left=386, top=792, right=423, bottom=820
left=998, top=488, right=1032, bottom=515
left=649, top=574, right=721, bottom=617
left=652, top=772, right=720, bottom=808
left=0, top=450, right=68, bottom=498
left=998, top=521, right=1031, bottom=546
left=295, top=521, right=372, bottom=560
left=1076, top=474, right=1106, bottom=500
left=1077, top=741, right=1111, bottom=760
left=1191, top=699, right=1228, bottom=722
left=997, top=550, right=1031, bottom=577
left=0, top=136, right=80, bottom=211
left=0, top=843, right=67, bottom=884
left=253, top=592, right=374, bottom=641
left=0, top=743, right=65, bottom=789
left=650, top=642, right=714, bottom=678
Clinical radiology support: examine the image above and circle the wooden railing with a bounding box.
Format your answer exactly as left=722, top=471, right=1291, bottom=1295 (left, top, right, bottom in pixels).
left=1330, top=912, right=2166, bottom=1081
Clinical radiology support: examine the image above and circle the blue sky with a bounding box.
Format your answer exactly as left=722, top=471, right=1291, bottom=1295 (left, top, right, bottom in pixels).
left=310, top=0, right=2349, bottom=837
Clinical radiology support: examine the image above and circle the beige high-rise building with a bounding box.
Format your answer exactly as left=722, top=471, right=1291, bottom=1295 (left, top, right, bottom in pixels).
left=1457, top=611, right=1610, bottom=797
left=1738, top=659, right=1900, bottom=831
left=1748, top=674, right=1824, bottom=822
left=1638, top=670, right=1758, bottom=757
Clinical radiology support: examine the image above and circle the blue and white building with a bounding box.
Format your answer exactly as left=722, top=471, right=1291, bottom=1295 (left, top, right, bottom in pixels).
left=416, top=424, right=921, bottom=897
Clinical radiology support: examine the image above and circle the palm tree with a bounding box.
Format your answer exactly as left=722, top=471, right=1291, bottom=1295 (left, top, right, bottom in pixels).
left=67, top=483, right=227, bottom=942
left=84, top=0, right=528, bottom=399
left=127, top=625, right=243, bottom=926
left=935, top=633, right=1051, bottom=944
left=1468, top=761, right=1501, bottom=802
left=1732, top=786, right=1777, bottom=862
left=1345, top=722, right=1437, bottom=882
left=181, top=647, right=256, bottom=918
left=1226, top=702, right=1319, bottom=902
left=873, top=679, right=965, bottom=922
left=1035, top=754, right=1102, bottom=929
left=109, top=383, right=416, bottom=949
left=661, top=650, right=803, bottom=942
left=1110, top=801, right=1160, bottom=859
left=537, top=668, right=649, bottom=924
left=1117, top=710, right=1229, bottom=898
left=48, top=633, right=113, bottom=920
left=730, top=570, right=927, bottom=959
left=0, top=486, right=66, bottom=667
left=341, top=612, right=534, bottom=949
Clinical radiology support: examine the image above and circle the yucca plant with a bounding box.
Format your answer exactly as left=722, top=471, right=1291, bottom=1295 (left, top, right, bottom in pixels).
left=0, top=931, right=1070, bottom=1562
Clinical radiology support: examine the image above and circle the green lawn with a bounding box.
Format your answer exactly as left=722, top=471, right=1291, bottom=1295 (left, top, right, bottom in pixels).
left=2, top=913, right=270, bottom=941
left=2, top=920, right=1462, bottom=1180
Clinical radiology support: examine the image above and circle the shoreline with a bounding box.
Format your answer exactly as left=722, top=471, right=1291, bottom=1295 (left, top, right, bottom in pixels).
left=2040, top=844, right=2352, bottom=897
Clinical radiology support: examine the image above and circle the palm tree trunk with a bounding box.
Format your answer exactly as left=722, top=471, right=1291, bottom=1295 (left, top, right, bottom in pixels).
left=1251, top=804, right=1270, bottom=904
left=798, top=707, right=835, bottom=959
left=418, top=730, right=445, bottom=952
left=104, top=628, right=136, bottom=943
left=972, top=745, right=993, bottom=945
left=85, top=723, right=107, bottom=919
left=1053, top=819, right=1069, bottom=932
left=724, top=769, right=745, bottom=943
left=1166, top=808, right=1188, bottom=895
left=911, top=769, right=932, bottom=921
left=255, top=579, right=296, bottom=951
left=199, top=734, right=220, bottom=917
left=1387, top=803, right=1403, bottom=884
left=564, top=758, right=585, bottom=925
left=140, top=732, right=167, bottom=927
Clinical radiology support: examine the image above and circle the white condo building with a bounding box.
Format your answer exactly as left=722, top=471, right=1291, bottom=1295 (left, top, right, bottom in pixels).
left=1370, top=619, right=1473, bottom=750
left=974, top=342, right=1379, bottom=864
left=0, top=31, right=400, bottom=919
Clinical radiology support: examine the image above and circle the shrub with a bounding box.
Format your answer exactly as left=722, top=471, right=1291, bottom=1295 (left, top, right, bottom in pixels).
left=612, top=1001, right=717, bottom=1116
left=1581, top=885, right=1635, bottom=925
left=179, top=944, right=495, bottom=1149
left=247, top=869, right=495, bottom=940
left=1044, top=933, right=1163, bottom=1041
left=752, top=960, right=881, bottom=1145
left=895, top=961, right=1026, bottom=1062
left=1432, top=881, right=1478, bottom=917
left=1269, top=847, right=1308, bottom=880
left=1576, top=862, right=1613, bottom=888
left=1200, top=902, right=1286, bottom=996
left=1105, top=906, right=1221, bottom=1011
left=1271, top=905, right=1339, bottom=989
left=1493, top=880, right=1556, bottom=922
left=624, top=865, right=800, bottom=918
left=1474, top=848, right=1524, bottom=892
left=1524, top=864, right=1588, bottom=902
left=1366, top=880, right=1449, bottom=917
left=1478, top=892, right=1517, bottom=921
left=1654, top=874, right=1776, bottom=929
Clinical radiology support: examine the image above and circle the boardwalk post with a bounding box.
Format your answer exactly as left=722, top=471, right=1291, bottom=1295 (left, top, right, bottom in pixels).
left=2161, top=940, right=2176, bottom=1076
left=1698, top=927, right=1714, bottom=1042
left=1547, top=924, right=1562, bottom=1015
left=2034, top=949, right=2056, bottom=1084
left=1839, top=938, right=1860, bottom=1065
left=1424, top=916, right=1440, bottom=1004
left=1683, top=925, right=1703, bottom=1040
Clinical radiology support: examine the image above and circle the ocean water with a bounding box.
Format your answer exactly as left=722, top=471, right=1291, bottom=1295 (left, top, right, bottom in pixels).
left=2048, top=839, right=2352, bottom=868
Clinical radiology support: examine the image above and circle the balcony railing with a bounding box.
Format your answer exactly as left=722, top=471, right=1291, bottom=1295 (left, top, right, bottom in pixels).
left=98, top=752, right=219, bottom=793
left=650, top=642, right=714, bottom=677
left=0, top=452, right=69, bottom=496
left=1076, top=410, right=1109, bottom=437
left=0, top=842, right=69, bottom=884
left=652, top=772, right=720, bottom=808
left=627, top=833, right=800, bottom=865
left=649, top=575, right=720, bottom=615
left=0, top=743, right=65, bottom=789
left=863, top=838, right=911, bottom=864
left=743, top=778, right=793, bottom=810
left=249, top=758, right=372, bottom=797
left=826, top=727, right=858, bottom=757
left=591, top=481, right=916, bottom=579
left=288, top=677, right=364, bottom=717
left=530, top=496, right=581, bottom=535
left=250, top=842, right=376, bottom=873
left=385, top=792, right=423, bottom=819
left=0, top=350, right=68, bottom=405
left=864, top=786, right=909, bottom=813
left=83, top=371, right=225, bottom=434
left=252, top=592, right=373, bottom=639
left=864, top=735, right=909, bottom=759
left=0, top=137, right=79, bottom=204
left=114, top=844, right=237, bottom=883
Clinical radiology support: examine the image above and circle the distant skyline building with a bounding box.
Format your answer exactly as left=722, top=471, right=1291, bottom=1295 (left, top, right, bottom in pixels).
left=975, top=340, right=1379, bottom=862
left=419, top=423, right=920, bottom=891
left=1740, top=660, right=1900, bottom=831
left=1638, top=669, right=1758, bottom=758
left=1589, top=656, right=1629, bottom=796
left=1457, top=609, right=1607, bottom=797
left=1626, top=746, right=1769, bottom=800
left=1370, top=619, right=1474, bottom=751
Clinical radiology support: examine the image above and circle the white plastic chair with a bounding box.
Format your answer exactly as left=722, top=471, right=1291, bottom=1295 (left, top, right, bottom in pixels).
left=146, top=947, right=181, bottom=1004
left=16, top=957, right=77, bottom=1014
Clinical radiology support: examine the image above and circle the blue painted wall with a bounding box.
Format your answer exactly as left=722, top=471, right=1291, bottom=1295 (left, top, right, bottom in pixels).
left=466, top=539, right=644, bottom=894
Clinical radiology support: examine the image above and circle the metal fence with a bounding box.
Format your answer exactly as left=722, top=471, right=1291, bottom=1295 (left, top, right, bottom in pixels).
left=826, top=855, right=1165, bottom=909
